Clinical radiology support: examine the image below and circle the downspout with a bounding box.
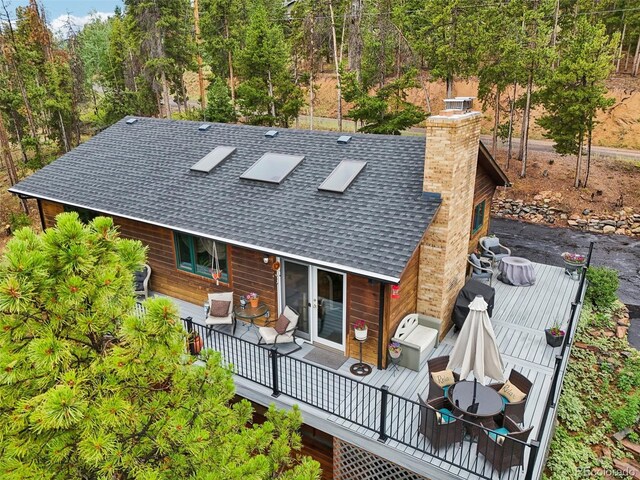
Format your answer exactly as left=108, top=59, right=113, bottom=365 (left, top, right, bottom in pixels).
left=36, top=198, right=45, bottom=231
left=377, top=282, right=385, bottom=370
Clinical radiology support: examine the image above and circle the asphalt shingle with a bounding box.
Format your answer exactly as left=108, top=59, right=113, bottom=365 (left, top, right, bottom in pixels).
left=10, top=117, right=441, bottom=282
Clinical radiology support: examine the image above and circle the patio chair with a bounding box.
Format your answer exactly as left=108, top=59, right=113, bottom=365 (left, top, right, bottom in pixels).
left=488, top=369, right=532, bottom=425
left=468, top=252, right=493, bottom=286
left=480, top=236, right=511, bottom=266
left=417, top=394, right=464, bottom=450
left=206, top=291, right=236, bottom=334
left=134, top=263, right=151, bottom=299
left=477, top=415, right=533, bottom=474
left=258, top=306, right=302, bottom=353
left=427, top=355, right=460, bottom=400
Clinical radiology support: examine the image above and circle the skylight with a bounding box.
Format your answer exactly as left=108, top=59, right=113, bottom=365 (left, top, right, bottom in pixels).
left=190, top=146, right=236, bottom=173
left=240, top=153, right=304, bottom=184
left=318, top=160, right=367, bottom=193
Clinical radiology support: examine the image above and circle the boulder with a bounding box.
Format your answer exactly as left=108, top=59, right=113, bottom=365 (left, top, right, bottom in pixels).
left=616, top=326, right=629, bottom=338
left=603, top=225, right=616, bottom=234
left=583, top=209, right=591, bottom=215
left=568, top=220, right=579, bottom=227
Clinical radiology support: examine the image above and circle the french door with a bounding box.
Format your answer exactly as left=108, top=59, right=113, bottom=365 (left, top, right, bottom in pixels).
left=281, top=260, right=346, bottom=351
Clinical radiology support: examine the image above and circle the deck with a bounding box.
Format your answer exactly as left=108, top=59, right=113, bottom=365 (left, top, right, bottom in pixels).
left=159, top=262, right=580, bottom=480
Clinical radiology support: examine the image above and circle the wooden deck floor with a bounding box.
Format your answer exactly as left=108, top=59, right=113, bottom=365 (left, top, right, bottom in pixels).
left=160, top=262, right=579, bottom=480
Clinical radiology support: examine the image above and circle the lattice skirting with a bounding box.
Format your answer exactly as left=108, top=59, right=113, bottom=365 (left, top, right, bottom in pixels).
left=333, top=438, right=428, bottom=480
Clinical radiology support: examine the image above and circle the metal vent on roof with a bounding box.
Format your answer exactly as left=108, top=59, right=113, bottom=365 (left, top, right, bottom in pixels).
left=190, top=146, right=236, bottom=173
left=264, top=130, right=279, bottom=138
left=318, top=160, right=367, bottom=193
left=126, top=118, right=138, bottom=125
left=240, top=153, right=304, bottom=184
left=198, top=124, right=211, bottom=131
left=337, top=135, right=352, bottom=144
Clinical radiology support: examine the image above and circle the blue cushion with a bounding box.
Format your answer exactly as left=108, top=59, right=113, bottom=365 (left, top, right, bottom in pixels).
left=488, top=427, right=509, bottom=443
left=438, top=408, right=455, bottom=424
left=443, top=385, right=450, bottom=397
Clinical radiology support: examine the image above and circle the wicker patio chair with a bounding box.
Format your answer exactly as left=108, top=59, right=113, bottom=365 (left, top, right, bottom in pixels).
left=134, top=263, right=151, bottom=299
left=480, top=236, right=511, bottom=266
left=427, top=355, right=460, bottom=401
left=477, top=415, right=533, bottom=474
left=417, top=395, right=464, bottom=450
left=488, top=369, right=532, bottom=425
left=258, top=306, right=302, bottom=353
left=468, top=253, right=493, bottom=286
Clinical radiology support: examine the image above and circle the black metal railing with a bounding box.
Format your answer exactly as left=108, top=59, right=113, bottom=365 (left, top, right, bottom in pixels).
left=169, top=246, right=594, bottom=480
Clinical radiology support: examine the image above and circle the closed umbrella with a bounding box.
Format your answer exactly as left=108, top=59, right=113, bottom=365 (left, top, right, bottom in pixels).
left=447, top=295, right=505, bottom=410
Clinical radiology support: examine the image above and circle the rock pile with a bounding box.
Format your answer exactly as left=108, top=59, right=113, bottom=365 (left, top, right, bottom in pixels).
left=492, top=196, right=640, bottom=237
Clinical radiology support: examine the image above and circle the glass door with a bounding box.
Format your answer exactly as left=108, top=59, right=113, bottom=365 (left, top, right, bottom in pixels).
left=313, top=267, right=345, bottom=351
left=282, top=260, right=310, bottom=340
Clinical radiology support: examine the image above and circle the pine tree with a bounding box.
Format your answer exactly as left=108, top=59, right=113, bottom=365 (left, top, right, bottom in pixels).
left=0, top=212, right=321, bottom=479
left=235, top=3, right=304, bottom=127
left=204, top=76, right=237, bottom=123
left=537, top=17, right=617, bottom=188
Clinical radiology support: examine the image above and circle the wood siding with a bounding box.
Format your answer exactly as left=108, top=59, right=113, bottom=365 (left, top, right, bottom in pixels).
left=382, top=247, right=420, bottom=367
left=468, top=163, right=496, bottom=253
left=346, top=274, right=381, bottom=365
left=39, top=200, right=278, bottom=321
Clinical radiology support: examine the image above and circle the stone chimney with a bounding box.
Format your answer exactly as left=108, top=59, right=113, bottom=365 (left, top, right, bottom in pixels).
left=417, top=106, right=482, bottom=336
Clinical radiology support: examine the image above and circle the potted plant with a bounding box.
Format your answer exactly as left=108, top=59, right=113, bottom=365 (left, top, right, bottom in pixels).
left=545, top=321, right=565, bottom=348
left=188, top=331, right=204, bottom=355
left=246, top=292, right=259, bottom=308
left=561, top=252, right=586, bottom=279
left=388, top=341, right=402, bottom=359
left=354, top=319, right=368, bottom=341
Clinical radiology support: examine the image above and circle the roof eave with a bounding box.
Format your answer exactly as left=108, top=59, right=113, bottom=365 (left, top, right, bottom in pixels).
left=478, top=141, right=510, bottom=187
left=9, top=187, right=402, bottom=284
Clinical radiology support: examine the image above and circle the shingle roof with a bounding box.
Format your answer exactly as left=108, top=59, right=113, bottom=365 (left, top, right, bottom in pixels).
left=10, top=117, right=441, bottom=282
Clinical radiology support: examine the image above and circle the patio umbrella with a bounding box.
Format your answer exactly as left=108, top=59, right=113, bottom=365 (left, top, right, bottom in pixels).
left=447, top=295, right=505, bottom=410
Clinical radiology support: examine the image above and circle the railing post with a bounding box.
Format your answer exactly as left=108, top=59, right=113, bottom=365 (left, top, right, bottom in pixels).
left=523, top=440, right=540, bottom=480
left=270, top=347, right=281, bottom=398
left=378, top=385, right=389, bottom=442
left=549, top=355, right=563, bottom=408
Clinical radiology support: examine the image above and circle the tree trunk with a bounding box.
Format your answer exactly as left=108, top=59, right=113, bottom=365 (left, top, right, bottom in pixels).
left=632, top=33, right=640, bottom=76
left=492, top=89, right=500, bottom=158
left=507, top=81, right=516, bottom=171
left=348, top=0, right=363, bottom=82
left=625, top=39, right=632, bottom=71
left=267, top=69, right=276, bottom=118
left=518, top=71, right=533, bottom=177
left=161, top=70, right=171, bottom=119
left=193, top=0, right=206, bottom=111
left=574, top=131, right=584, bottom=188
left=329, top=0, right=342, bottom=131
left=616, top=21, right=627, bottom=73
left=225, top=20, right=235, bottom=105
left=0, top=113, right=28, bottom=213
left=446, top=75, right=453, bottom=98
left=584, top=127, right=593, bottom=188
left=57, top=111, right=69, bottom=153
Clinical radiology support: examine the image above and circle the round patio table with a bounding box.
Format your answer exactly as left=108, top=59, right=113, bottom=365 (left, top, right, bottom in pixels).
left=448, top=380, right=504, bottom=436
left=498, top=256, right=536, bottom=286
left=234, top=303, right=270, bottom=339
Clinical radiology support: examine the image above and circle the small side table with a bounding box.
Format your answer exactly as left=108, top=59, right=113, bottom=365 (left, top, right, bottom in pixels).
left=350, top=338, right=372, bottom=376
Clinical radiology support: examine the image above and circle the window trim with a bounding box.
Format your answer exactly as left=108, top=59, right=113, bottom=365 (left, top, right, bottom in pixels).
left=472, top=200, right=486, bottom=234
left=173, top=232, right=229, bottom=282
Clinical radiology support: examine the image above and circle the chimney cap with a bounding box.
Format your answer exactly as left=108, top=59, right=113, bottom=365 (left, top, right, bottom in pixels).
left=443, top=97, right=475, bottom=112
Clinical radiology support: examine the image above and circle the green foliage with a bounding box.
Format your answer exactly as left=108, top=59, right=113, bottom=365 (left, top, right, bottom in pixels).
left=235, top=3, right=304, bottom=127
left=610, top=394, right=640, bottom=431
left=545, top=426, right=598, bottom=480
left=618, top=356, right=640, bottom=393
left=342, top=69, right=426, bottom=135
left=585, top=266, right=619, bottom=310
left=0, top=213, right=320, bottom=479
left=7, top=212, right=31, bottom=233
left=205, top=77, right=237, bottom=123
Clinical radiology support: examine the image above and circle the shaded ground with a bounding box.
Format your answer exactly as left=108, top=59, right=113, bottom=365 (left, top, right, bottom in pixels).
left=491, top=218, right=640, bottom=348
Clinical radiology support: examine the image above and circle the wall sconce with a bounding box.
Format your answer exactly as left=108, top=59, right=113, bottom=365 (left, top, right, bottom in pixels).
left=263, top=255, right=269, bottom=264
